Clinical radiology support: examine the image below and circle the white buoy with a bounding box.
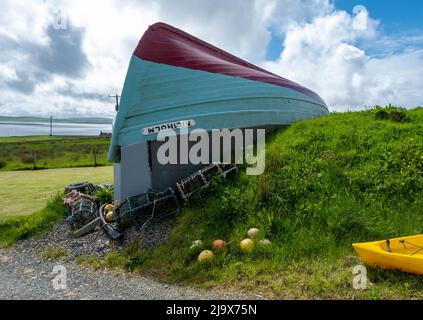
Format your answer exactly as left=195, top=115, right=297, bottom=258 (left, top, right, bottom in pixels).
left=247, top=228, right=259, bottom=239
left=258, top=239, right=272, bottom=246
left=190, top=240, right=203, bottom=249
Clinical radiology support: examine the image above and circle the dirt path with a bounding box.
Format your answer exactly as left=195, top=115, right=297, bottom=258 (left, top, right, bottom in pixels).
left=0, top=246, right=248, bottom=300
left=0, top=220, right=251, bottom=300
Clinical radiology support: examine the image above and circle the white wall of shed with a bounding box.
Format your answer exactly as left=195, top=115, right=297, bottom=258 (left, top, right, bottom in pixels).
left=113, top=142, right=152, bottom=202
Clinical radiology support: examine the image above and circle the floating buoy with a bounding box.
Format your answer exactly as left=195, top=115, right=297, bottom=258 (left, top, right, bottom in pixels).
left=240, top=238, right=254, bottom=253
left=105, top=211, right=114, bottom=223
left=212, top=239, right=226, bottom=250
left=105, top=204, right=114, bottom=213
left=198, top=250, right=215, bottom=263
left=247, top=228, right=259, bottom=239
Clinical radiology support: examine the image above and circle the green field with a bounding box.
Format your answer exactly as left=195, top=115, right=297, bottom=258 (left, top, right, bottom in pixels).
left=0, top=166, right=113, bottom=218
left=0, top=136, right=111, bottom=171
left=105, top=106, right=423, bottom=299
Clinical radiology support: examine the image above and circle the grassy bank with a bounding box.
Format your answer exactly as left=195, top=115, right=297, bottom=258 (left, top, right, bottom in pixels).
left=0, top=136, right=111, bottom=171
left=0, top=166, right=113, bottom=217
left=0, top=194, right=65, bottom=247
left=106, top=107, right=423, bottom=299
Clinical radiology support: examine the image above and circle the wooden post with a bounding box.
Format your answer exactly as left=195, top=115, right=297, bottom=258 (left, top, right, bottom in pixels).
left=32, top=150, right=37, bottom=170
left=93, top=147, right=97, bottom=167
left=73, top=217, right=101, bottom=238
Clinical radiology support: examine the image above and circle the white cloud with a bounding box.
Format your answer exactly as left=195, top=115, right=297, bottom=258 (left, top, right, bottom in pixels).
left=262, top=6, right=423, bottom=110
left=0, top=0, right=51, bottom=45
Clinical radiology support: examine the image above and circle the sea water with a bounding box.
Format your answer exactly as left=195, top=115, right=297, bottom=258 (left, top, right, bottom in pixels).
left=0, top=121, right=112, bottom=137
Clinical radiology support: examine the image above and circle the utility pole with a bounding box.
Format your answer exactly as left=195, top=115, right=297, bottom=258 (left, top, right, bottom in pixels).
left=109, top=94, right=121, bottom=111
left=49, top=116, right=53, bottom=136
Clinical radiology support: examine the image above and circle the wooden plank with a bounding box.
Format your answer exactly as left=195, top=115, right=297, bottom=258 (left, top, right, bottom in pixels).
left=73, top=217, right=101, bottom=238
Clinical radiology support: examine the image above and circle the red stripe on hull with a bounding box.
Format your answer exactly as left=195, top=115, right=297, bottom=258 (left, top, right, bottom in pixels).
left=134, top=23, right=326, bottom=105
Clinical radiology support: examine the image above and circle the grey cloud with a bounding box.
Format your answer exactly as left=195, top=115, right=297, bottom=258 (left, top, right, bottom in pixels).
left=57, top=84, right=110, bottom=103
left=0, top=22, right=90, bottom=94
left=6, top=75, right=36, bottom=94
left=35, top=24, right=91, bottom=78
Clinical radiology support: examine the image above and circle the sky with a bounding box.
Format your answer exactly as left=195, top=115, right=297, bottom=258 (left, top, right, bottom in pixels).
left=0, top=0, right=422, bottom=118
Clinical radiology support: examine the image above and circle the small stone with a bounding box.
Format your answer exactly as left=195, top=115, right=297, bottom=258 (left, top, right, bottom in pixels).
left=0, top=256, right=11, bottom=263
left=63, top=290, right=78, bottom=297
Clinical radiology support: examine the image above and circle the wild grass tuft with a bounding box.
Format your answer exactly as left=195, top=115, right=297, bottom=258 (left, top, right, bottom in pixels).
left=40, top=246, right=69, bottom=259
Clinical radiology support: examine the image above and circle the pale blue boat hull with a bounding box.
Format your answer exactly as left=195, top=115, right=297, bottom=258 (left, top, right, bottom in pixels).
left=108, top=56, right=328, bottom=162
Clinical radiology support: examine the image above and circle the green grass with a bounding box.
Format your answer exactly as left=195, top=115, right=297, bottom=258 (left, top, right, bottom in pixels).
left=104, top=106, right=423, bottom=299
left=76, top=255, right=103, bottom=270
left=0, top=136, right=111, bottom=171
left=40, top=246, right=69, bottom=259
left=0, top=166, right=113, bottom=247
left=0, top=194, right=65, bottom=247
left=0, top=166, right=113, bottom=217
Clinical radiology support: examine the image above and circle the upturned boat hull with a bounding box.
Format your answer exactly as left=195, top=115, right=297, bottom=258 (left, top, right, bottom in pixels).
left=108, top=23, right=328, bottom=162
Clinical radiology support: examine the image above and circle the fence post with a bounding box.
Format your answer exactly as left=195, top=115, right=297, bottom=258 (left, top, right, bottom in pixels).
left=32, top=150, right=37, bottom=170
left=93, top=147, right=97, bottom=167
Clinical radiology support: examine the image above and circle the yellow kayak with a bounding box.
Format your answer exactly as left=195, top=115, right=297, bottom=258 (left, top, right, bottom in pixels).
left=353, top=234, right=423, bottom=275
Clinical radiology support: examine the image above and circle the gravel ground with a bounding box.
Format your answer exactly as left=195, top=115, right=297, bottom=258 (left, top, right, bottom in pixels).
left=0, top=219, right=252, bottom=300
left=0, top=248, right=249, bottom=300
left=6, top=216, right=179, bottom=260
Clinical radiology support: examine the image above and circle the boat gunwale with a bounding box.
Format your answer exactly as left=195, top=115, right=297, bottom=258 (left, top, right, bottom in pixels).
left=124, top=96, right=329, bottom=121
left=353, top=234, right=423, bottom=258
left=118, top=108, right=322, bottom=136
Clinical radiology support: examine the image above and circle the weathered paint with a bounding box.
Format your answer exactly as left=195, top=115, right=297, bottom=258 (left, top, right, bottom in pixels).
left=108, top=57, right=327, bottom=162
left=109, top=22, right=329, bottom=197
left=114, top=142, right=152, bottom=202
left=134, top=22, right=324, bottom=103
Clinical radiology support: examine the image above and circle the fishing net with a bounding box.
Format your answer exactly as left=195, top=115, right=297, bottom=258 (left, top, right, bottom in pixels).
left=115, top=188, right=180, bottom=230
left=65, top=182, right=96, bottom=195
left=63, top=190, right=95, bottom=209
left=219, top=163, right=238, bottom=177
left=67, top=198, right=98, bottom=229
left=176, top=163, right=238, bottom=201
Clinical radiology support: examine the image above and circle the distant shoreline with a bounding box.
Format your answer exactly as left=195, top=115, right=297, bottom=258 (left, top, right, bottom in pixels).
left=0, top=121, right=112, bottom=127
left=0, top=116, right=113, bottom=125
left=0, top=121, right=112, bottom=137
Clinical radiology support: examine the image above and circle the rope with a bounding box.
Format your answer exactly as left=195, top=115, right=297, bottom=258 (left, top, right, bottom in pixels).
left=399, top=240, right=423, bottom=256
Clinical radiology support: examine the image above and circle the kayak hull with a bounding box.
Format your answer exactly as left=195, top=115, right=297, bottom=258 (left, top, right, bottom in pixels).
left=353, top=234, right=423, bottom=275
